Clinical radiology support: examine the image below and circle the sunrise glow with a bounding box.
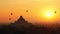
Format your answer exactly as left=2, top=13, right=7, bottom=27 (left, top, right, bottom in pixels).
left=0, top=0, right=60, bottom=24
left=45, top=10, right=53, bottom=18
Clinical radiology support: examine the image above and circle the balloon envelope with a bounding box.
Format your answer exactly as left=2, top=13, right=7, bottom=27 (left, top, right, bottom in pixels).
left=26, top=10, right=28, bottom=12
left=55, top=11, right=56, bottom=13
left=11, top=13, right=13, bottom=15
left=9, top=18, right=11, bottom=20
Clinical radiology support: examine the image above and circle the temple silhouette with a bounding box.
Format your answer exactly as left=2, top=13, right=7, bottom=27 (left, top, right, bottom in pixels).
left=15, top=16, right=27, bottom=23
left=10, top=16, right=33, bottom=29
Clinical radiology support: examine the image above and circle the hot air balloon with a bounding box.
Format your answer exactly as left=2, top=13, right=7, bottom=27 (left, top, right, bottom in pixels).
left=9, top=12, right=13, bottom=21
left=11, top=12, right=13, bottom=15
left=55, top=11, right=57, bottom=13
left=26, top=10, right=28, bottom=12
left=9, top=18, right=11, bottom=20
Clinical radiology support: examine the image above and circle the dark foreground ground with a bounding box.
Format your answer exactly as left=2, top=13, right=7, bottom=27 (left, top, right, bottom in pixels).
left=0, top=23, right=60, bottom=34
left=0, top=16, right=60, bottom=34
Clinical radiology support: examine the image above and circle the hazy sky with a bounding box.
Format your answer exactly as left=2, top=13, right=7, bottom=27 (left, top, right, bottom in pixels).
left=0, top=0, right=60, bottom=24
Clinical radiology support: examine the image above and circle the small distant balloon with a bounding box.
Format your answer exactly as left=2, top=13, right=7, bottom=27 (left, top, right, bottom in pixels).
left=11, top=12, right=13, bottom=15
left=26, top=10, right=28, bottom=12
left=9, top=18, right=11, bottom=20
left=55, top=11, right=57, bottom=13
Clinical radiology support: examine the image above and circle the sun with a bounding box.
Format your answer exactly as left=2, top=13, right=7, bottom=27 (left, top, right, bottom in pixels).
left=44, top=10, right=53, bottom=18
left=46, top=12, right=52, bottom=17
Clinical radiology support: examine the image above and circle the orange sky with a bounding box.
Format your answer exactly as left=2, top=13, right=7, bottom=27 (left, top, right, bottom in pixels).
left=0, top=0, right=60, bottom=24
